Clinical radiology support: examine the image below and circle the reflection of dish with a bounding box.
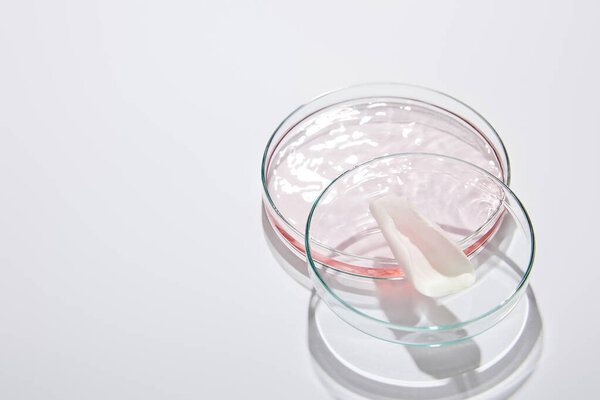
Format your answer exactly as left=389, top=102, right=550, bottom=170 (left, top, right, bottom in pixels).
left=308, top=285, right=543, bottom=399
left=262, top=206, right=312, bottom=289
left=262, top=83, right=511, bottom=278
left=306, top=156, right=535, bottom=346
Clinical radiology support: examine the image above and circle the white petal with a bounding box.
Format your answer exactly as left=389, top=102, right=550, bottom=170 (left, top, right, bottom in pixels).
left=370, top=195, right=475, bottom=297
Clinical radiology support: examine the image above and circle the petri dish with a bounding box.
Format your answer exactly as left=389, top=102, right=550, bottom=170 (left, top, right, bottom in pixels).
left=261, top=83, right=510, bottom=277
left=305, top=153, right=534, bottom=346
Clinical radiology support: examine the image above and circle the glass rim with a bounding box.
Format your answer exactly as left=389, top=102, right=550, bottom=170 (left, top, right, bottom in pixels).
left=261, top=82, right=512, bottom=263
left=305, top=152, right=535, bottom=332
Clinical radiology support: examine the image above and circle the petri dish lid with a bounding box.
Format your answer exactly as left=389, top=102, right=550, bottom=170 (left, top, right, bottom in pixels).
left=305, top=153, right=534, bottom=346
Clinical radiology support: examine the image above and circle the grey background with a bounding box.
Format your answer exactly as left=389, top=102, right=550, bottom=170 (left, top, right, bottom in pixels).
left=0, top=0, right=598, bottom=398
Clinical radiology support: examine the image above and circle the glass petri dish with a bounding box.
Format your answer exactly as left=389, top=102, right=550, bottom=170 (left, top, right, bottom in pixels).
left=305, top=153, right=534, bottom=346
left=261, top=83, right=510, bottom=278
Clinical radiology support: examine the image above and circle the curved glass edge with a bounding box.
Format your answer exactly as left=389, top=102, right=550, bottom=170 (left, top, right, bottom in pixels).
left=312, top=274, right=526, bottom=346
left=261, top=82, right=512, bottom=252
left=304, top=152, right=535, bottom=334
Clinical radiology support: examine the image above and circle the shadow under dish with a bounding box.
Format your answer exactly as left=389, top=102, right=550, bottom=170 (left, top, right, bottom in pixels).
left=308, top=284, right=543, bottom=399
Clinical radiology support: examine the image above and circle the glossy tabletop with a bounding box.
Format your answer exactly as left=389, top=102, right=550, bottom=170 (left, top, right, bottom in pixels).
left=0, top=1, right=598, bottom=399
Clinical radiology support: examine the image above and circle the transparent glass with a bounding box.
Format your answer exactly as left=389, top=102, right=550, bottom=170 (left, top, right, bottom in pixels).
left=262, top=83, right=510, bottom=277
left=305, top=154, right=534, bottom=346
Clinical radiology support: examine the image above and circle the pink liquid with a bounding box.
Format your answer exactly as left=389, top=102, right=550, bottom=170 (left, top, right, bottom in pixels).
left=265, top=99, right=505, bottom=275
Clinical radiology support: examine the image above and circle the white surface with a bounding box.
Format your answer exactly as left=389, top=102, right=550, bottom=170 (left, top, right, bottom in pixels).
left=0, top=1, right=598, bottom=399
